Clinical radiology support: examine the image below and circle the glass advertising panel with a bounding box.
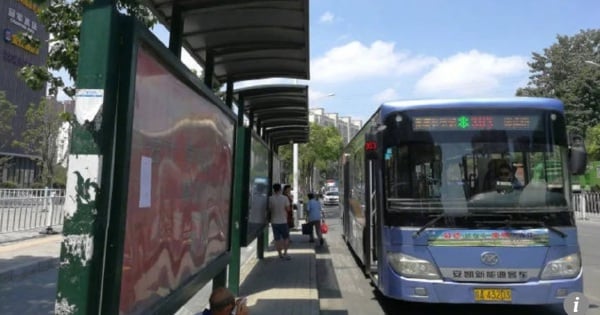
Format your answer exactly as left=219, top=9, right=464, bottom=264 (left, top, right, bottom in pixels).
left=245, top=134, right=270, bottom=243
left=119, top=45, right=234, bottom=314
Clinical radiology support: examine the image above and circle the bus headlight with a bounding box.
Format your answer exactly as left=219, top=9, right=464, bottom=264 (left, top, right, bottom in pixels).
left=540, top=253, right=581, bottom=280
left=387, top=253, right=441, bottom=280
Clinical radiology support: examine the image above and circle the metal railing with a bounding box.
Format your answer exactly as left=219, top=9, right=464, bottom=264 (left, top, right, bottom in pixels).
left=573, top=191, right=600, bottom=220
left=0, top=188, right=65, bottom=233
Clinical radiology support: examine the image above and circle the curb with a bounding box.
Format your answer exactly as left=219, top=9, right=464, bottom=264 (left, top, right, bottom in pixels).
left=0, top=234, right=63, bottom=283
left=0, top=257, right=59, bottom=282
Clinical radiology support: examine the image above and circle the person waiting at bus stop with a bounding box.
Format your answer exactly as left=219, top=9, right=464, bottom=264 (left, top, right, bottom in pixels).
left=306, top=192, right=324, bottom=246
left=202, top=287, right=249, bottom=315
left=269, top=183, right=292, bottom=260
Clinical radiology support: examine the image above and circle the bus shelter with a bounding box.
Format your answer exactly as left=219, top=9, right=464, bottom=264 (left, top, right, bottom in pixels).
left=57, top=1, right=310, bottom=314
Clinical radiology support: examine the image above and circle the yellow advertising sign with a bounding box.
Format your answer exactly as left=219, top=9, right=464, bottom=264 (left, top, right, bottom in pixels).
left=10, top=34, right=40, bottom=55
left=18, top=0, right=42, bottom=13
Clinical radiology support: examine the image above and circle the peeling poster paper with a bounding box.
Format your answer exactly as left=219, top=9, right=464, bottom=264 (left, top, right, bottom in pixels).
left=75, top=89, right=104, bottom=125
left=139, top=156, right=152, bottom=208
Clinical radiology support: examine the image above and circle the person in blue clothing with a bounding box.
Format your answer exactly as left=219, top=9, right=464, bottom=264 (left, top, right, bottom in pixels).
left=202, top=287, right=249, bottom=315
left=306, top=192, right=324, bottom=246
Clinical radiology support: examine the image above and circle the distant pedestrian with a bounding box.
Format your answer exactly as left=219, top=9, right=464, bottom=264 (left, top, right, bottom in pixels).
left=283, top=184, right=295, bottom=229
left=306, top=192, right=324, bottom=246
left=202, top=287, right=249, bottom=315
left=269, top=183, right=292, bottom=260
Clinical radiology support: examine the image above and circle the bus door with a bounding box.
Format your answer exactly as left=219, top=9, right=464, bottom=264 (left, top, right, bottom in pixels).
left=341, top=156, right=350, bottom=240
left=363, top=160, right=381, bottom=273
left=364, top=128, right=383, bottom=276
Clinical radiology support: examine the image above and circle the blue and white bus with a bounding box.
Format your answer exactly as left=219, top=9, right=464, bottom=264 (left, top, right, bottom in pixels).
left=340, top=98, right=587, bottom=305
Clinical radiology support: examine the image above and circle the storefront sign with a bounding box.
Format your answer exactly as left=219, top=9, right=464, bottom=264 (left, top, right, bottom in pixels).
left=8, top=7, right=38, bottom=33
left=2, top=28, right=39, bottom=55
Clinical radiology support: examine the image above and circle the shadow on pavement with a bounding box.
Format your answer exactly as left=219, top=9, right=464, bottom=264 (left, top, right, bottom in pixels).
left=238, top=232, right=317, bottom=315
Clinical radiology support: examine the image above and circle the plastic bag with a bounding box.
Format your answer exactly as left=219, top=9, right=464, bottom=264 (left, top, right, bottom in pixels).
left=320, top=220, right=328, bottom=234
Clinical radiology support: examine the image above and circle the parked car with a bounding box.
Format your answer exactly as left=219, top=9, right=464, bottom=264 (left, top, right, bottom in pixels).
left=322, top=190, right=339, bottom=206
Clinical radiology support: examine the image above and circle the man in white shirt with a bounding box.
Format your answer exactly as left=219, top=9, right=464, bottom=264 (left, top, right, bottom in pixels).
left=268, top=183, right=292, bottom=259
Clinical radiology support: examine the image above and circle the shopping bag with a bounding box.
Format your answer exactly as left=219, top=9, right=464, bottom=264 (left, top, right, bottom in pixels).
left=301, top=223, right=311, bottom=235
left=320, top=220, right=328, bottom=234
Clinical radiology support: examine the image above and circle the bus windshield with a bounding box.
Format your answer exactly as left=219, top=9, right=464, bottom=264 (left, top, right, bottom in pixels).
left=382, top=110, right=572, bottom=226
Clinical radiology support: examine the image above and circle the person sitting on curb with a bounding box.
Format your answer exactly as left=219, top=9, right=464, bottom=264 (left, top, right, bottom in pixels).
left=202, top=287, right=249, bottom=315
left=306, top=192, right=324, bottom=246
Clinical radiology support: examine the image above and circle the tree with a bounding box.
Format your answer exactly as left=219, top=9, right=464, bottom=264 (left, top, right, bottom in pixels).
left=516, top=29, right=600, bottom=136
left=13, top=98, right=65, bottom=187
left=20, top=0, right=157, bottom=98
left=0, top=91, right=17, bottom=176
left=585, top=124, right=600, bottom=161
left=298, top=123, right=344, bottom=193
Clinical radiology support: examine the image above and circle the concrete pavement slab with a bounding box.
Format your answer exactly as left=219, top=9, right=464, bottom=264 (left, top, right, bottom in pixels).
left=0, top=234, right=61, bottom=282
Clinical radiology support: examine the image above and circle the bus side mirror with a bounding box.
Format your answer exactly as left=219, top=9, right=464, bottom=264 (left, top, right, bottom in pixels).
left=569, top=134, right=587, bottom=175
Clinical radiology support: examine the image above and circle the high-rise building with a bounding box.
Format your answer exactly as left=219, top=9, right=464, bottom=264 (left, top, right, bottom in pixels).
left=1, top=0, right=49, bottom=186
left=309, top=107, right=362, bottom=144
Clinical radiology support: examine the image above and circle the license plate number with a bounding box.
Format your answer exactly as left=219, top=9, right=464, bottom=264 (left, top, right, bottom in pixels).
left=473, top=289, right=512, bottom=302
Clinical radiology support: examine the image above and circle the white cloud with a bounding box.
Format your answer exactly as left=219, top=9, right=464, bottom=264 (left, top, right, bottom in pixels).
left=414, top=50, right=528, bottom=97
left=373, top=88, right=399, bottom=104
left=311, top=40, right=438, bottom=83
left=320, top=11, right=335, bottom=23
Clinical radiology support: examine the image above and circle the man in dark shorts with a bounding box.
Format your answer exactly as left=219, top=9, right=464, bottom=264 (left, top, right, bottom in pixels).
left=269, top=183, right=292, bottom=260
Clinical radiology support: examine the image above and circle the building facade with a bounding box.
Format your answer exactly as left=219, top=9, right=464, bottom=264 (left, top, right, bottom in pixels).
left=1, top=0, right=49, bottom=186
left=309, top=107, right=362, bottom=144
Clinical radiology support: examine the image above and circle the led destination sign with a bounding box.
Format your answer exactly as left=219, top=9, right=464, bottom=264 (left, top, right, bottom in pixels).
left=413, top=115, right=540, bottom=131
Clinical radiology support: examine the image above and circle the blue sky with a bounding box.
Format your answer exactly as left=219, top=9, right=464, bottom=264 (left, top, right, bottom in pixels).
left=61, top=1, right=600, bottom=123
left=301, top=0, right=600, bottom=122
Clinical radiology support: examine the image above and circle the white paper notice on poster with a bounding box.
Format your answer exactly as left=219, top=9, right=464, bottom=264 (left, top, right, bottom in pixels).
left=75, top=89, right=104, bottom=125
left=139, top=156, right=152, bottom=208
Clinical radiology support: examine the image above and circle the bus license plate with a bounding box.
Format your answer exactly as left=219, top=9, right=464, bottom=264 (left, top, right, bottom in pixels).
left=473, top=289, right=512, bottom=302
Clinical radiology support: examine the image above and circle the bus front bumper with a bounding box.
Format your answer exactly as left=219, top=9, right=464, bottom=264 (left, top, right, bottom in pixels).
left=383, top=274, right=583, bottom=305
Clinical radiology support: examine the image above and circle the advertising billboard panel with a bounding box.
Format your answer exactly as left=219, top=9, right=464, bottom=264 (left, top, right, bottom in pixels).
left=118, top=44, right=234, bottom=314
left=244, top=134, right=269, bottom=244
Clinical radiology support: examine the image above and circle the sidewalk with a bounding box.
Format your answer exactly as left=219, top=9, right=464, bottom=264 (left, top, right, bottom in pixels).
left=236, top=226, right=319, bottom=315
left=0, top=223, right=319, bottom=315
left=0, top=234, right=61, bottom=282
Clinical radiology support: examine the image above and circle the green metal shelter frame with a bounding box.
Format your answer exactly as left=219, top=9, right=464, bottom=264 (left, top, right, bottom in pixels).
left=57, top=0, right=310, bottom=314
left=234, top=85, right=309, bottom=247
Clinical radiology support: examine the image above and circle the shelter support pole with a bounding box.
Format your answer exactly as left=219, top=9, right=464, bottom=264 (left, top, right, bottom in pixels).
left=168, top=4, right=183, bottom=58
left=213, top=80, right=236, bottom=291
left=55, top=1, right=120, bottom=314
left=228, top=97, right=251, bottom=294
left=226, top=80, right=234, bottom=109
left=204, top=50, right=214, bottom=89
left=258, top=142, right=275, bottom=259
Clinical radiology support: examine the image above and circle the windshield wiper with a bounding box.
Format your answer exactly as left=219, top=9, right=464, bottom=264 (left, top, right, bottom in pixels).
left=413, top=214, right=445, bottom=238
left=476, top=219, right=566, bottom=238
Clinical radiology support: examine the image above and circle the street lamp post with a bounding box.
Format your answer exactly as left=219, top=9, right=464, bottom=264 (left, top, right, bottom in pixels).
left=304, top=92, right=335, bottom=193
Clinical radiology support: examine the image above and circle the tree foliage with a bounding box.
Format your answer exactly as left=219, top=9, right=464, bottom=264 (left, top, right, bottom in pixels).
left=13, top=99, right=66, bottom=187
left=0, top=91, right=17, bottom=169
left=20, top=0, right=157, bottom=98
left=274, top=124, right=343, bottom=193
left=585, top=124, right=600, bottom=161
left=298, top=123, right=344, bottom=192
left=516, top=29, right=600, bottom=136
